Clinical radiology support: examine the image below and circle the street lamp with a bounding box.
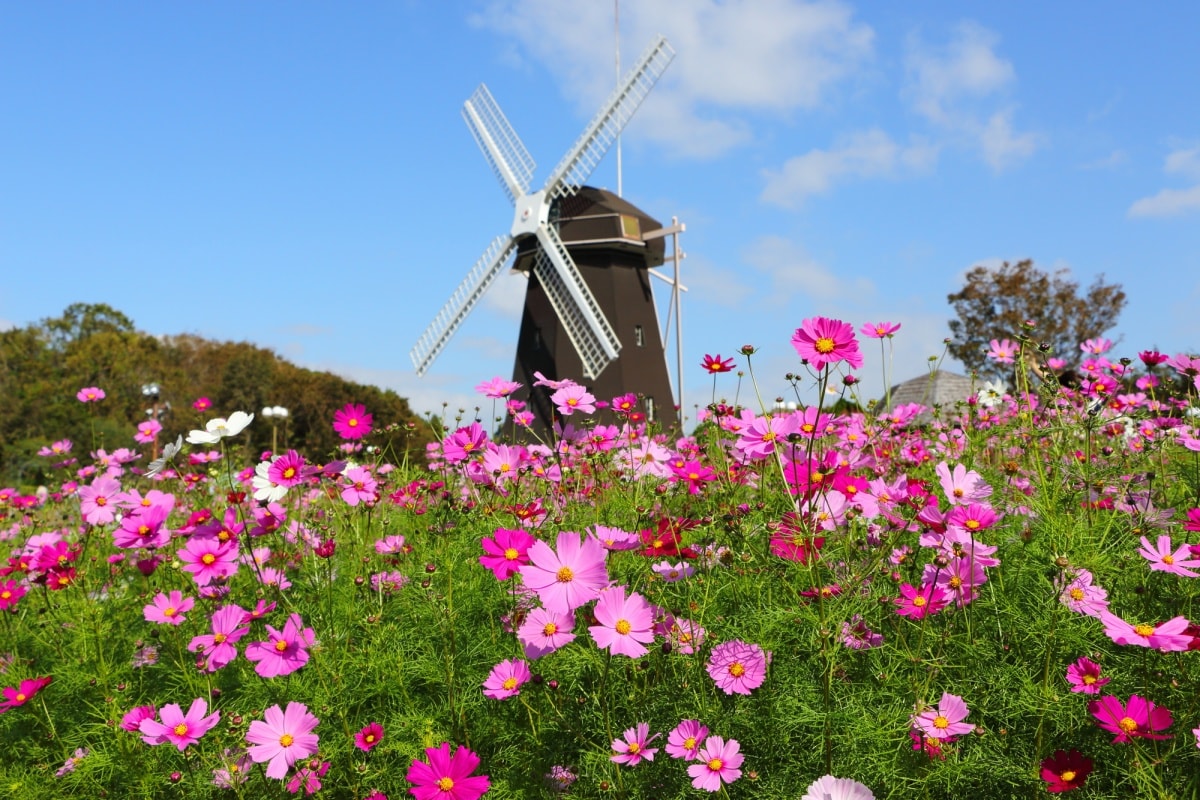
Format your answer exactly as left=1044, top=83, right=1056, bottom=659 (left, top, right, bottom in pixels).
left=262, top=405, right=289, bottom=454
left=141, top=384, right=169, bottom=459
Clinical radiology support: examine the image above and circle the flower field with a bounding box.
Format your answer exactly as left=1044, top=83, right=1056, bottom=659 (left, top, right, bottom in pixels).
left=3, top=320, right=1200, bottom=799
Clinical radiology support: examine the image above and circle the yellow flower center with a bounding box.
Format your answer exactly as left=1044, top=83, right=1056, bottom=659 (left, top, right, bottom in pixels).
left=627, top=742, right=640, bottom=754
left=504, top=548, right=519, bottom=561
left=164, top=607, right=176, bottom=617
left=814, top=337, right=835, bottom=354
left=1, top=591, right=10, bottom=600
left=201, top=553, right=216, bottom=565
left=139, top=525, right=151, bottom=536
left=707, top=758, right=724, bottom=771
left=965, top=519, right=980, bottom=530
left=729, top=663, right=745, bottom=677
left=173, top=723, right=189, bottom=736
left=1163, top=554, right=1174, bottom=564
left=365, top=734, right=376, bottom=743
left=436, top=777, right=455, bottom=791
left=949, top=576, right=962, bottom=589
left=502, top=677, right=518, bottom=690
left=556, top=566, right=574, bottom=583
left=953, top=488, right=964, bottom=497
left=348, top=418, right=358, bottom=427
left=1060, top=770, right=1076, bottom=782
left=912, top=596, right=927, bottom=607
left=16, top=693, right=26, bottom=702
left=1082, top=675, right=1096, bottom=685
left=213, top=633, right=227, bottom=644
left=283, top=467, right=296, bottom=479
left=275, top=640, right=289, bottom=652
left=615, top=619, right=632, bottom=635
left=1134, top=623, right=1155, bottom=638
left=543, top=623, right=558, bottom=636
left=96, top=496, right=107, bottom=506
left=280, top=734, right=294, bottom=747
left=1118, top=717, right=1138, bottom=733
left=762, top=431, right=776, bottom=441
left=1069, top=588, right=1084, bottom=601
left=683, top=736, right=696, bottom=750
left=932, top=715, right=949, bottom=729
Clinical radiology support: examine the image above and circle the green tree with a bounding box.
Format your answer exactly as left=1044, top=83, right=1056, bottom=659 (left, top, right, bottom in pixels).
left=946, top=259, right=1126, bottom=379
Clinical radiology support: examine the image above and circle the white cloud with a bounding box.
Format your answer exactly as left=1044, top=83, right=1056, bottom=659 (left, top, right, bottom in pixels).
left=679, top=253, right=753, bottom=309
left=903, top=22, right=1038, bottom=171
left=1079, top=149, right=1127, bottom=170
left=326, top=363, right=478, bottom=420
left=1128, top=144, right=1200, bottom=218
left=760, top=128, right=937, bottom=207
left=483, top=269, right=528, bottom=319
left=472, top=0, right=875, bottom=158
left=742, top=234, right=873, bottom=304
left=0, top=318, right=14, bottom=332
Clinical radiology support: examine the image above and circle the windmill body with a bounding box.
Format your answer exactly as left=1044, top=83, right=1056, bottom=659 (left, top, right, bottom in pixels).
left=410, top=36, right=678, bottom=430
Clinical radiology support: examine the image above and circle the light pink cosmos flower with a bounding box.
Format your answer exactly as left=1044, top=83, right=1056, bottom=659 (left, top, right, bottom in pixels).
left=518, top=531, right=609, bottom=614
left=482, top=658, right=530, bottom=700
left=144, top=590, right=195, bottom=626
left=610, top=722, right=659, bottom=766
left=517, top=607, right=577, bottom=659
left=666, top=719, right=708, bottom=760
left=139, top=698, right=220, bottom=751
left=550, top=384, right=596, bottom=416
left=1137, top=534, right=1200, bottom=577
left=78, top=476, right=122, bottom=525
left=341, top=466, right=378, bottom=506
left=706, top=640, right=768, bottom=695
left=246, top=702, right=320, bottom=779
left=1058, top=569, right=1109, bottom=618
left=475, top=376, right=522, bottom=398
left=1066, top=656, right=1110, bottom=694
left=76, top=386, right=106, bottom=403
left=935, top=462, right=993, bottom=506
left=589, top=585, right=655, bottom=658
left=860, top=321, right=900, bottom=339
left=800, top=775, right=875, bottom=800
left=1099, top=612, right=1192, bottom=652
left=912, top=692, right=974, bottom=740
left=245, top=613, right=315, bottom=678
left=688, top=736, right=743, bottom=792
left=652, top=561, right=694, bottom=582
left=986, top=339, right=1017, bottom=365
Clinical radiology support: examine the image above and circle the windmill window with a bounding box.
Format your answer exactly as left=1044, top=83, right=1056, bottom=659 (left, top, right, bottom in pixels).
left=634, top=325, right=644, bottom=347
left=619, top=214, right=641, bottom=239
left=645, top=396, right=656, bottom=422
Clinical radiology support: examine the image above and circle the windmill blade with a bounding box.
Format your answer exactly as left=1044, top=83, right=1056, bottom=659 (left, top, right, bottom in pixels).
left=462, top=84, right=537, bottom=205
left=533, top=224, right=621, bottom=379
left=410, top=233, right=520, bottom=376
left=543, top=35, right=674, bottom=202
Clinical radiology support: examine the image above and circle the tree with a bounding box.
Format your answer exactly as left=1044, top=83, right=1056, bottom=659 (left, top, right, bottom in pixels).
left=946, top=259, right=1126, bottom=379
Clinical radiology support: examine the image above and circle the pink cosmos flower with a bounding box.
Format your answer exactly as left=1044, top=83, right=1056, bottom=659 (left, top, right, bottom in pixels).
left=801, top=776, right=875, bottom=800
left=517, top=607, right=577, bottom=659
left=791, top=317, right=863, bottom=371
left=245, top=613, right=315, bottom=678
left=341, top=466, right=378, bottom=506
left=894, top=583, right=949, bottom=620
left=267, top=450, right=308, bottom=488
left=860, top=321, right=901, bottom=339
left=38, top=439, right=73, bottom=457
left=652, top=561, right=694, bottom=582
left=332, top=403, right=373, bottom=440
left=121, top=704, right=157, bottom=732
left=288, top=760, right=329, bottom=795
left=1137, top=534, right=1200, bottom=577
left=589, top=585, right=655, bottom=658
left=478, top=528, right=534, bottom=581
left=688, top=736, right=743, bottom=792
left=133, top=419, right=162, bottom=444
left=706, top=640, right=768, bottom=695
left=113, top=504, right=171, bottom=549
left=0, top=579, right=28, bottom=612
left=0, top=676, right=52, bottom=713
left=1099, top=612, right=1192, bottom=652
left=482, top=658, right=530, bottom=700
left=139, top=698, right=220, bottom=751
left=986, top=339, right=1017, bottom=365
left=666, top=719, right=708, bottom=760
left=550, top=384, right=596, bottom=416
left=443, top=422, right=488, bottom=463
left=355, top=722, right=384, bottom=752
left=178, top=537, right=239, bottom=587
left=76, top=386, right=106, bottom=403
left=246, top=702, right=321, bottom=779
left=192, top=397, right=212, bottom=411
left=610, top=722, right=659, bottom=766
left=1080, top=337, right=1113, bottom=355
left=701, top=354, right=735, bottom=373
left=912, top=692, right=974, bottom=740
left=406, top=742, right=490, bottom=800
left=144, top=590, right=195, bottom=626
left=1059, top=569, right=1109, bottom=618
left=475, top=377, right=522, bottom=398
left=518, top=531, right=609, bottom=614
left=78, top=476, right=122, bottom=525
left=1066, top=656, right=1110, bottom=694
left=935, top=462, right=993, bottom=506
left=188, top=605, right=251, bottom=672
left=1089, top=694, right=1172, bottom=743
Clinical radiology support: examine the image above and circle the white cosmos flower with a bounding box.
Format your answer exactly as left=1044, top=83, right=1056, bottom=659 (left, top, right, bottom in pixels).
left=252, top=460, right=288, bottom=503
left=800, top=775, right=875, bottom=800
left=186, top=411, right=255, bottom=444
left=145, top=435, right=185, bottom=478
left=976, top=381, right=1006, bottom=409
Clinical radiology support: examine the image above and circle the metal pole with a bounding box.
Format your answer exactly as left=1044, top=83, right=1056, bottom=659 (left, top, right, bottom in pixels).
left=672, top=216, right=683, bottom=429
left=614, top=0, right=622, bottom=197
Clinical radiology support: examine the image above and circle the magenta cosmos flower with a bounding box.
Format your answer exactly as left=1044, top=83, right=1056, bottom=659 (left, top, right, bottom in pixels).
left=406, top=741, right=490, bottom=800
left=688, top=736, right=743, bottom=792
left=0, top=579, right=28, bottom=612
left=791, top=317, right=863, bottom=371
left=76, top=386, right=105, bottom=403
left=355, top=721, right=384, bottom=752
left=144, top=590, right=195, bottom=626
left=706, top=640, right=768, bottom=695
left=1138, top=534, right=1200, bottom=577
left=861, top=321, right=901, bottom=339
left=1040, top=749, right=1092, bottom=793
left=246, top=702, right=321, bottom=779
left=1089, top=694, right=1172, bottom=743
left=701, top=354, right=735, bottom=373
left=666, top=719, right=708, bottom=760
left=139, top=698, right=220, bottom=751
left=894, top=582, right=949, bottom=620
left=517, top=607, right=577, bottom=659
left=482, top=658, right=530, bottom=700
left=912, top=692, right=975, bottom=740
left=589, top=585, right=655, bottom=658
left=178, top=537, right=239, bottom=587
left=188, top=604, right=250, bottom=672
left=611, top=722, right=659, bottom=766
left=518, top=531, right=609, bottom=614
left=0, top=676, right=52, bottom=713
left=479, top=527, right=534, bottom=581
left=333, top=403, right=373, bottom=440
left=245, top=613, right=315, bottom=678
left=1099, top=612, right=1192, bottom=652
left=1066, top=656, right=1110, bottom=694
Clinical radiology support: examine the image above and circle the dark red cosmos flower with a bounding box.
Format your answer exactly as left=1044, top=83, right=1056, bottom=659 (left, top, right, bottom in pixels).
left=1040, top=749, right=1092, bottom=793
left=701, top=354, right=735, bottom=374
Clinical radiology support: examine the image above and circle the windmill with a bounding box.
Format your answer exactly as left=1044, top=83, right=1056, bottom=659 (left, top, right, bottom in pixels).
left=410, top=35, right=679, bottom=431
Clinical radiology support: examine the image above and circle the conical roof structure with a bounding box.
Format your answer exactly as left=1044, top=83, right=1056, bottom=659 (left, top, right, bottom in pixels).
left=884, top=370, right=977, bottom=423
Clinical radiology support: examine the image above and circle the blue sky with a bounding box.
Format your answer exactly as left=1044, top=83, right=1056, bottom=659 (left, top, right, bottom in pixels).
left=3, top=1, right=1199, bottom=425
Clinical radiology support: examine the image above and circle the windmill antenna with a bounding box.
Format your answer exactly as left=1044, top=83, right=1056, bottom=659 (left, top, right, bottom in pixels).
left=614, top=0, right=622, bottom=197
